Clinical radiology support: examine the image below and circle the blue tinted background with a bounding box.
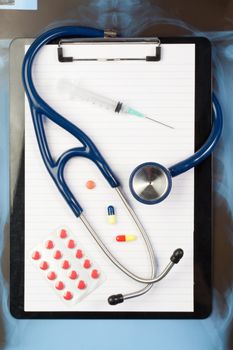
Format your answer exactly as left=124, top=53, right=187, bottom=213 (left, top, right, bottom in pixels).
left=0, top=1, right=233, bottom=349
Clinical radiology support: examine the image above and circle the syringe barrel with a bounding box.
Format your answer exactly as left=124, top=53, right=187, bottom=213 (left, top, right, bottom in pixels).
left=72, top=85, right=118, bottom=112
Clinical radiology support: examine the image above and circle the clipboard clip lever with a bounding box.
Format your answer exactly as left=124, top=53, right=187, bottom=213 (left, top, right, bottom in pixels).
left=146, top=42, right=161, bottom=61
left=57, top=33, right=161, bottom=63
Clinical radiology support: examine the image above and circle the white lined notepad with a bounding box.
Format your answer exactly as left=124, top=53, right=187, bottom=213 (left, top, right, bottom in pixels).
left=24, top=42, right=195, bottom=312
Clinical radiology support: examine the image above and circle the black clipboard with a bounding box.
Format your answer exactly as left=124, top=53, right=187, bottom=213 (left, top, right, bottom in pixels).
left=10, top=36, right=212, bottom=319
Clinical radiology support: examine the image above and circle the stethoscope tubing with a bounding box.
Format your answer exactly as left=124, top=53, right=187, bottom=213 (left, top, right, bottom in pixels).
left=169, top=93, right=223, bottom=177
left=23, top=26, right=121, bottom=218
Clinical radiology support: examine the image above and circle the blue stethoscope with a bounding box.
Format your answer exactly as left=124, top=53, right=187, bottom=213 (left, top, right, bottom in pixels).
left=22, top=26, right=223, bottom=306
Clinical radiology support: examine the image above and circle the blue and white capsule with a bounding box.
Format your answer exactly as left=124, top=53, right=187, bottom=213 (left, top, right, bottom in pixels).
left=107, top=205, right=116, bottom=225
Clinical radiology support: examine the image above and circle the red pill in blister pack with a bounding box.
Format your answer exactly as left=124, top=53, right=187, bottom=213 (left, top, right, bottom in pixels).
left=53, top=250, right=62, bottom=260
left=91, top=269, right=100, bottom=279
left=75, top=249, right=83, bottom=259
left=83, top=259, right=91, bottom=269
left=61, top=260, right=70, bottom=270
left=67, top=239, right=76, bottom=249
left=63, top=291, right=73, bottom=301
left=30, top=226, right=105, bottom=305
left=45, top=240, right=54, bottom=249
left=40, top=261, right=49, bottom=270
left=59, top=229, right=68, bottom=239
left=77, top=280, right=86, bottom=290
left=69, top=270, right=78, bottom=280
left=47, top=271, right=57, bottom=280
left=55, top=281, right=65, bottom=290
left=32, top=251, right=41, bottom=260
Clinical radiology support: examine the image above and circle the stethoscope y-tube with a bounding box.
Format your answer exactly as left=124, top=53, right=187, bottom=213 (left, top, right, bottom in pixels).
left=22, top=26, right=222, bottom=306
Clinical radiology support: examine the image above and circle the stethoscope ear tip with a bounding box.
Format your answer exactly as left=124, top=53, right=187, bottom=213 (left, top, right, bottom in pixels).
left=170, top=248, right=184, bottom=264
left=108, top=294, right=124, bottom=306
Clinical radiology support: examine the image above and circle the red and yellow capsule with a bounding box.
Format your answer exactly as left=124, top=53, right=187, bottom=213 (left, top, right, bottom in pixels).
left=116, top=235, right=137, bottom=242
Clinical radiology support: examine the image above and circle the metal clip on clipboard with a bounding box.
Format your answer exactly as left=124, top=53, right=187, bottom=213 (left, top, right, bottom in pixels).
left=57, top=30, right=161, bottom=63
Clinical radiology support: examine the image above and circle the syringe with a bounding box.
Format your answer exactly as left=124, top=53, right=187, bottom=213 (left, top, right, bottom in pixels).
left=62, top=80, right=174, bottom=129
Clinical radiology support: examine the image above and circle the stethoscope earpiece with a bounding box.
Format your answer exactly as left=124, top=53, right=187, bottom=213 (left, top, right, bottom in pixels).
left=108, top=248, right=184, bottom=306
left=129, top=162, right=172, bottom=204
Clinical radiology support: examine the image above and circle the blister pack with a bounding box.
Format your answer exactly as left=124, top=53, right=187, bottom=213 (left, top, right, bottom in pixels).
left=30, top=226, right=105, bottom=305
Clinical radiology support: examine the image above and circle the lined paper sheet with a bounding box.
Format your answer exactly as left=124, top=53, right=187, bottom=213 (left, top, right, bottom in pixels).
left=24, top=42, right=195, bottom=312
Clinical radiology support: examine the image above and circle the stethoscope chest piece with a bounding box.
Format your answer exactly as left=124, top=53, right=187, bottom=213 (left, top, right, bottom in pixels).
left=129, top=95, right=223, bottom=206
left=129, top=162, right=172, bottom=204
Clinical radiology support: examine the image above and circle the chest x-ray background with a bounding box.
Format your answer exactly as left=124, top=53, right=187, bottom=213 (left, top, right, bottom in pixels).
left=0, top=0, right=233, bottom=349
